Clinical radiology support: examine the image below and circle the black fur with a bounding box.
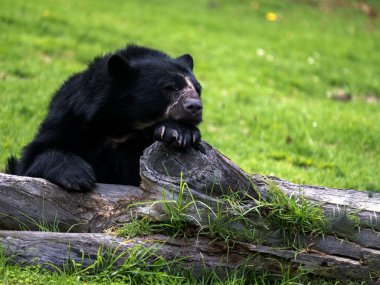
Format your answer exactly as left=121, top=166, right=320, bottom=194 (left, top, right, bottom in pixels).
left=7, top=45, right=203, bottom=191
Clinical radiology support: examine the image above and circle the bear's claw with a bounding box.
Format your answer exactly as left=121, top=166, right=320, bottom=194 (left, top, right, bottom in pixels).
left=154, top=121, right=200, bottom=148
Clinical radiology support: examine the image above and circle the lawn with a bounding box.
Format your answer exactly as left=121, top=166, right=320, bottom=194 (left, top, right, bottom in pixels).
left=0, top=0, right=379, bottom=283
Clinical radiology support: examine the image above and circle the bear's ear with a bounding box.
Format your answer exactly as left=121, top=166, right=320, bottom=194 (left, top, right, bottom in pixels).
left=107, top=54, right=137, bottom=82
left=176, top=54, right=194, bottom=71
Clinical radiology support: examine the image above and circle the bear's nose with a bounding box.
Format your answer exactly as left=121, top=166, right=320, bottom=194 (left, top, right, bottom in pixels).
left=183, top=98, right=202, bottom=116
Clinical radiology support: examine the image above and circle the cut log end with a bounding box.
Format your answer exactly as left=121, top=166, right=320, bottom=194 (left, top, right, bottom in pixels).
left=140, top=141, right=259, bottom=199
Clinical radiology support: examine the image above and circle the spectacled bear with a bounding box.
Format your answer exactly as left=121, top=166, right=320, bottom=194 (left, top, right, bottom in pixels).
left=6, top=45, right=203, bottom=191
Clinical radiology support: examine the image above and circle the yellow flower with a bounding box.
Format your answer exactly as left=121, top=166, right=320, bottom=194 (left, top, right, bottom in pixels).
left=42, top=9, right=50, bottom=18
left=266, top=12, right=278, bottom=22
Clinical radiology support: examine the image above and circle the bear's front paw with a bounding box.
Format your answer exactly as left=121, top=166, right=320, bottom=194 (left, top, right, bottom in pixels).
left=54, top=166, right=96, bottom=192
left=24, top=151, right=97, bottom=192
left=154, top=121, right=201, bottom=148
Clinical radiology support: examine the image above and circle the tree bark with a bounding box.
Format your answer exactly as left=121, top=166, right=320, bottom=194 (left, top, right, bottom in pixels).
left=0, top=141, right=379, bottom=282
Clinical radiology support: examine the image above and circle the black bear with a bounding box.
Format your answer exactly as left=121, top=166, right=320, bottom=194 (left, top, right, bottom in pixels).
left=6, top=45, right=203, bottom=191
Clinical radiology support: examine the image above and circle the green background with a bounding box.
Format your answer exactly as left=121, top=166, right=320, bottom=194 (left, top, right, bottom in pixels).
left=1, top=0, right=379, bottom=191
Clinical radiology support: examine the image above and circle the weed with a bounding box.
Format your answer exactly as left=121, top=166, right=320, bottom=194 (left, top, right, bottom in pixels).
left=117, top=216, right=153, bottom=238
left=198, top=191, right=263, bottom=244
left=0, top=246, right=12, bottom=275
left=144, top=172, right=204, bottom=237
left=256, top=180, right=327, bottom=246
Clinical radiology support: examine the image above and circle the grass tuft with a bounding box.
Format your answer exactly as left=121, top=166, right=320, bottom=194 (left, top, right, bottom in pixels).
left=257, top=181, right=327, bottom=246
left=117, top=216, right=153, bottom=238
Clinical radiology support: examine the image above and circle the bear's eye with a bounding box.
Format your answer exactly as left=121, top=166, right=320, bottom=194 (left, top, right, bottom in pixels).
left=163, top=82, right=179, bottom=92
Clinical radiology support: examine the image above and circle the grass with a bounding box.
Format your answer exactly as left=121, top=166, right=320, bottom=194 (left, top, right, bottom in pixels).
left=1, top=0, right=379, bottom=283
left=259, top=181, right=326, bottom=245
left=121, top=172, right=327, bottom=247
left=0, top=0, right=379, bottom=192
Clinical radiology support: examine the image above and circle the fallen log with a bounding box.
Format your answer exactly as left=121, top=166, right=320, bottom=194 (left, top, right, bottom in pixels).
left=0, top=141, right=379, bottom=282
left=1, top=230, right=379, bottom=282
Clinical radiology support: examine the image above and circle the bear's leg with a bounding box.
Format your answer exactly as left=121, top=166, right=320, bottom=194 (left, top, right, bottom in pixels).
left=24, top=150, right=96, bottom=191
left=154, top=120, right=201, bottom=148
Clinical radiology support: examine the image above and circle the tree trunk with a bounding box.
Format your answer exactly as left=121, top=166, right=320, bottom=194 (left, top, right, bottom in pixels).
left=0, top=141, right=379, bottom=282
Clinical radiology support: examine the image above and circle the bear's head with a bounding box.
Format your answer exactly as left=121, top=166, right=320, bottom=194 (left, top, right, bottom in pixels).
left=106, top=45, right=202, bottom=132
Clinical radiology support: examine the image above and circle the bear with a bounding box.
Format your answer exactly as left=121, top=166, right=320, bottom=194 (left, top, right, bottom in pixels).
left=6, top=45, right=203, bottom=191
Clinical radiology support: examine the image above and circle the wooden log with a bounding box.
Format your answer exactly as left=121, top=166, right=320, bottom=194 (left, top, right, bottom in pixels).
left=0, top=230, right=379, bottom=282
left=0, top=173, right=146, bottom=232
left=0, top=141, right=379, bottom=282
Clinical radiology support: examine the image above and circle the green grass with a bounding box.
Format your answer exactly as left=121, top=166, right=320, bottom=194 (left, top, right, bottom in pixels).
left=259, top=181, right=327, bottom=245
left=1, top=0, right=379, bottom=283
left=122, top=175, right=327, bottom=246
left=0, top=0, right=379, bottom=192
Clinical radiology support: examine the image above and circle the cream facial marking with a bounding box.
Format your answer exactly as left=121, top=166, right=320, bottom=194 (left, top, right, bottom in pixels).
left=164, top=92, right=187, bottom=117
left=176, top=73, right=195, bottom=91
left=184, top=76, right=195, bottom=91
left=160, top=126, right=165, bottom=140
